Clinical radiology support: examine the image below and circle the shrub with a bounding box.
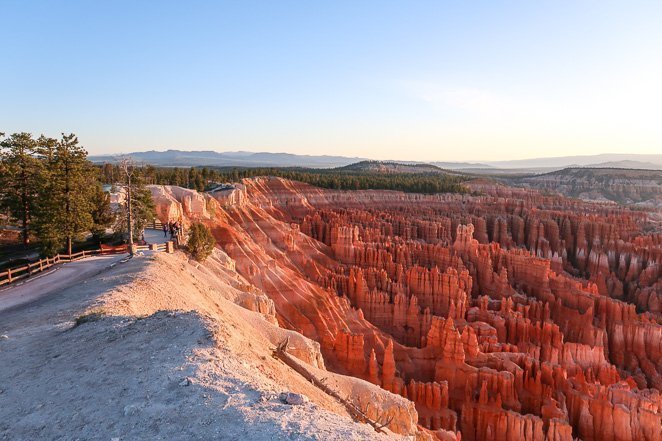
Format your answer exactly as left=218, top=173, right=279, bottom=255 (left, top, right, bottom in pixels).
left=74, top=309, right=106, bottom=327
left=187, top=222, right=216, bottom=262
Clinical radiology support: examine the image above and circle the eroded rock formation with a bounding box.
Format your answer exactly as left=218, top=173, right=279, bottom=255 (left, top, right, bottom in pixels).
left=150, top=178, right=661, bottom=440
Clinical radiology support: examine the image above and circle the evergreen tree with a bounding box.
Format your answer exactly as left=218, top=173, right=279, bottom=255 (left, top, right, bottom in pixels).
left=34, top=134, right=96, bottom=256
left=0, top=132, right=42, bottom=246
left=32, top=135, right=61, bottom=255
left=101, top=163, right=115, bottom=184
left=143, top=164, right=156, bottom=185
left=130, top=184, right=156, bottom=238
left=194, top=173, right=205, bottom=191
left=36, top=134, right=58, bottom=162
left=58, top=134, right=96, bottom=255
left=187, top=222, right=216, bottom=262
left=89, top=184, right=114, bottom=244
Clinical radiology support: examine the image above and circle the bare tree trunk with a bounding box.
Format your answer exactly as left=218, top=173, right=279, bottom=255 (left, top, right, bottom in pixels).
left=22, top=206, right=29, bottom=246
left=119, top=157, right=136, bottom=256
left=127, top=173, right=133, bottom=254
left=273, top=339, right=392, bottom=433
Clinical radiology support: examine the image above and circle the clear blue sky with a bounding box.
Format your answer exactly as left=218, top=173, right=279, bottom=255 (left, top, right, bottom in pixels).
left=2, top=1, right=661, bottom=161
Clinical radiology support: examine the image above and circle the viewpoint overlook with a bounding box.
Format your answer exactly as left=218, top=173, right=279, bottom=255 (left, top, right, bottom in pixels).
left=1, top=164, right=661, bottom=440
left=151, top=177, right=662, bottom=440
left=2, top=2, right=662, bottom=440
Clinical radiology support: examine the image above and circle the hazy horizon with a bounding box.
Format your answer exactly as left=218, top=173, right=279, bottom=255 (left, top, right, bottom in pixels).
left=3, top=1, right=662, bottom=161
left=87, top=147, right=662, bottom=165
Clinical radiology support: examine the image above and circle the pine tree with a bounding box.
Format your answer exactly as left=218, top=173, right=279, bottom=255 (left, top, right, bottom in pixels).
left=0, top=132, right=42, bottom=246
left=130, top=184, right=156, bottom=238
left=90, top=184, right=114, bottom=244
left=33, top=133, right=96, bottom=256
left=101, top=163, right=115, bottom=184
left=36, top=135, right=58, bottom=162
left=33, top=135, right=61, bottom=255
left=187, top=222, right=216, bottom=261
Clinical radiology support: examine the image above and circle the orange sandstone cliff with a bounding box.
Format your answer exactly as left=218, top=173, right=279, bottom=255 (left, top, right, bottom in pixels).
left=150, top=178, right=661, bottom=441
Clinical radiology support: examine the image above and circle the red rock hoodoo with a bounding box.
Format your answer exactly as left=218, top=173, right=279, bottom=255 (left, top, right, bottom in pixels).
left=152, top=178, right=661, bottom=441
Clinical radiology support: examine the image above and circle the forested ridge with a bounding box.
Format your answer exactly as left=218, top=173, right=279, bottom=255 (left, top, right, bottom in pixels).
left=1, top=129, right=467, bottom=258
left=97, top=163, right=470, bottom=194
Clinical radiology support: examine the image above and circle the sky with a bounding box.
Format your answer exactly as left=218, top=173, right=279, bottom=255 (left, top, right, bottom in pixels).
left=2, top=1, right=662, bottom=161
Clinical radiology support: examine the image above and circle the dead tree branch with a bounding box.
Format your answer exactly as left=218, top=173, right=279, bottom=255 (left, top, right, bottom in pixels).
left=272, top=338, right=390, bottom=434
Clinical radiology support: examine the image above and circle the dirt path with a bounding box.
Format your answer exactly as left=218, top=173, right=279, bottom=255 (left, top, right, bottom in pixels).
left=144, top=228, right=170, bottom=245
left=0, top=251, right=405, bottom=440
left=0, top=254, right=126, bottom=313
left=0, top=229, right=169, bottom=314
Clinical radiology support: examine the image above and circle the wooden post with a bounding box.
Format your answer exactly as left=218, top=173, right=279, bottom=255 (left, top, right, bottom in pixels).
left=7, top=268, right=12, bottom=284
left=39, top=259, right=43, bottom=271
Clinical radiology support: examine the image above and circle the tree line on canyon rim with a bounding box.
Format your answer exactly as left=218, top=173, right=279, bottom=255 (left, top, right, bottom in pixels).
left=1, top=130, right=469, bottom=257
left=0, top=132, right=154, bottom=257
left=98, top=163, right=471, bottom=194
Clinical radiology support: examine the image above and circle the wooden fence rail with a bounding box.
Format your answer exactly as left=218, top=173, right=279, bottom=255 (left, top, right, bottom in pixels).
left=1, top=223, right=176, bottom=288
left=150, top=219, right=165, bottom=229
left=0, top=249, right=104, bottom=287
left=149, top=219, right=185, bottom=244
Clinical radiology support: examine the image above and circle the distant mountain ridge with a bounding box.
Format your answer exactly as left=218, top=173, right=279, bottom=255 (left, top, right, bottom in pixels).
left=485, top=153, right=662, bottom=169
left=89, top=150, right=366, bottom=168
left=90, top=149, right=662, bottom=171
left=583, top=160, right=662, bottom=170
left=89, top=149, right=491, bottom=169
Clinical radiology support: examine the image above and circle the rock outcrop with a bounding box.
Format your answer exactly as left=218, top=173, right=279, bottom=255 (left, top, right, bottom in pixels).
left=152, top=178, right=661, bottom=440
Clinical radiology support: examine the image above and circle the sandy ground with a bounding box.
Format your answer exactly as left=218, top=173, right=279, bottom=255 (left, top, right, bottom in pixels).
left=0, top=255, right=126, bottom=312
left=0, top=249, right=414, bottom=440
left=0, top=229, right=166, bottom=312
left=143, top=228, right=170, bottom=245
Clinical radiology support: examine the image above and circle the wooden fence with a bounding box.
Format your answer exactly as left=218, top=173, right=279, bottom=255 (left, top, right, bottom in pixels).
left=0, top=222, right=177, bottom=288
left=150, top=219, right=165, bottom=229
left=149, top=219, right=184, bottom=244
left=133, top=242, right=169, bottom=253
left=0, top=249, right=104, bottom=287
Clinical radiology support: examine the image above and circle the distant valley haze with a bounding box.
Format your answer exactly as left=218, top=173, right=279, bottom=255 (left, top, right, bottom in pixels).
left=89, top=149, right=662, bottom=171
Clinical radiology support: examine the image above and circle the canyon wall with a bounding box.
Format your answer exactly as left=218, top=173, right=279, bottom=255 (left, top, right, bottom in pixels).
left=150, top=178, right=661, bottom=441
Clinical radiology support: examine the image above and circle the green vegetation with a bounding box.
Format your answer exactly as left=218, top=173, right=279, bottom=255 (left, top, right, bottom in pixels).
left=33, top=134, right=98, bottom=256
left=73, top=309, right=106, bottom=327
left=89, top=185, right=114, bottom=245
left=0, top=132, right=43, bottom=246
left=1, top=132, right=128, bottom=257
left=186, top=222, right=216, bottom=262
left=97, top=163, right=470, bottom=194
